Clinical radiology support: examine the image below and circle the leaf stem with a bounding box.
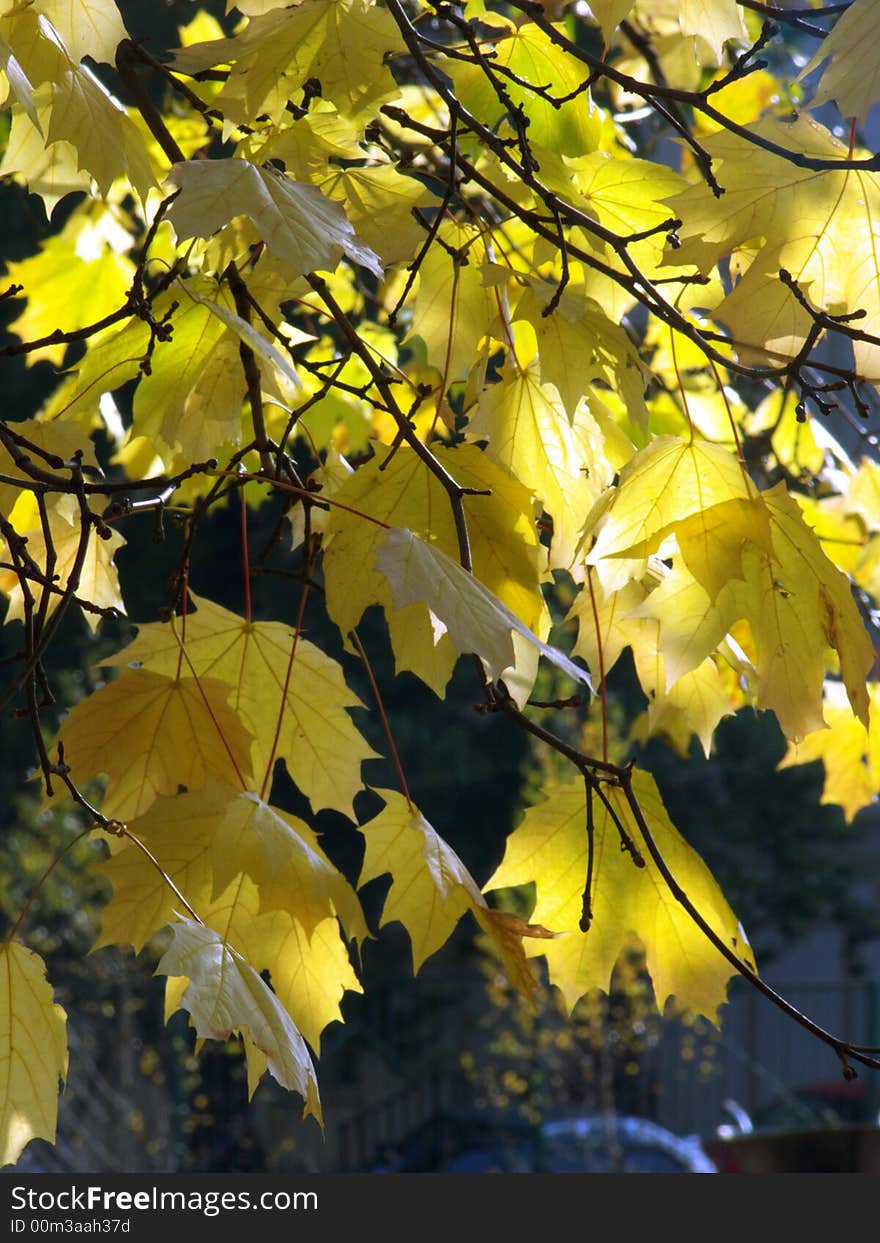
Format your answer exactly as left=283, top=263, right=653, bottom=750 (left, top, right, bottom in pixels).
left=350, top=627, right=414, bottom=813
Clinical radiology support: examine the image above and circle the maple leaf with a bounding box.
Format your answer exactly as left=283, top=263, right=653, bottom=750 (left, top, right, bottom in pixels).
left=679, top=0, right=746, bottom=62
left=513, top=280, right=649, bottom=426
left=156, top=919, right=322, bottom=1124
left=667, top=115, right=880, bottom=381
left=486, top=771, right=754, bottom=1021
left=172, top=0, right=402, bottom=127
left=42, top=48, right=155, bottom=200
left=322, top=443, right=550, bottom=696
left=49, top=668, right=254, bottom=822
left=714, top=486, right=874, bottom=741
left=316, top=163, right=438, bottom=268
left=359, top=789, right=539, bottom=996
left=797, top=0, right=880, bottom=127
left=0, top=493, right=126, bottom=634
left=779, top=682, right=880, bottom=824
left=586, top=434, right=754, bottom=565
left=0, top=942, right=68, bottom=1167
left=104, top=593, right=378, bottom=818
left=405, top=220, right=499, bottom=386
left=3, top=204, right=133, bottom=366
left=588, top=1, right=637, bottom=42
left=466, top=358, right=605, bottom=573
left=376, top=526, right=592, bottom=689
left=166, top=158, right=382, bottom=279
left=445, top=16, right=602, bottom=158
left=32, top=0, right=129, bottom=66
left=95, top=783, right=364, bottom=1051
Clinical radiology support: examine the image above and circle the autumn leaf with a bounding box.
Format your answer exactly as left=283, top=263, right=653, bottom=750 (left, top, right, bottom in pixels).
left=486, top=770, right=754, bottom=1021
left=166, top=158, right=382, bottom=279
left=587, top=434, right=753, bottom=565
left=466, top=357, right=605, bottom=572
left=95, top=783, right=364, bottom=1051
left=36, top=0, right=129, bottom=66
left=376, top=525, right=592, bottom=689
left=49, top=669, right=254, bottom=822
left=359, top=789, right=537, bottom=996
left=104, top=593, right=378, bottom=818
left=797, top=0, right=880, bottom=127
left=0, top=942, right=68, bottom=1167
left=0, top=492, right=126, bottom=633
left=172, top=0, right=402, bottom=127
left=778, top=681, right=880, bottom=824
left=322, top=443, right=550, bottom=696
left=716, top=486, right=875, bottom=741
left=667, top=114, right=880, bottom=380
left=156, top=919, right=322, bottom=1124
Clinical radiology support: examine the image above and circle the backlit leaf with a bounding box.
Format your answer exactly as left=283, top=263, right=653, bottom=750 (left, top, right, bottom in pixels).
left=166, top=158, right=382, bottom=279
left=50, top=669, right=254, bottom=821
left=0, top=942, right=68, bottom=1168
left=156, top=919, right=321, bottom=1123
left=486, top=770, right=754, bottom=1021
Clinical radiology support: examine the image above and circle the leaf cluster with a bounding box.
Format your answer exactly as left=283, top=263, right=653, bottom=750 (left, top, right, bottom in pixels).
left=3, top=0, right=880, bottom=1166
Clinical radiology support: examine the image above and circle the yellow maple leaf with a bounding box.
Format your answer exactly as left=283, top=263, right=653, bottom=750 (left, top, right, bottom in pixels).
left=568, top=575, right=649, bottom=679
left=745, top=389, right=826, bottom=479
left=586, top=433, right=752, bottom=563
left=797, top=0, right=880, bottom=126
left=406, top=220, right=499, bottom=386
left=173, top=0, right=402, bottom=127
left=630, top=558, right=729, bottom=688
left=322, top=443, right=549, bottom=696
left=47, top=59, right=155, bottom=201
left=166, top=158, right=382, bottom=279
left=156, top=919, right=322, bottom=1124
left=779, top=682, right=880, bottom=823
left=588, top=0, right=637, bottom=42
left=375, top=526, right=591, bottom=688
left=679, top=0, right=746, bottom=63
left=316, top=163, right=438, bottom=268
left=0, top=941, right=68, bottom=1167
left=359, top=789, right=538, bottom=996
left=358, top=789, right=489, bottom=972
left=486, top=770, right=754, bottom=1022
left=95, top=785, right=363, bottom=1052
left=104, top=593, right=378, bottom=817
left=233, top=909, right=362, bottom=1056
left=0, top=493, right=126, bottom=634
left=716, top=485, right=874, bottom=741
left=35, top=0, right=128, bottom=66
left=50, top=668, right=254, bottom=821
left=443, top=18, right=601, bottom=157
left=0, top=99, right=91, bottom=214
left=3, top=208, right=134, bottom=366
left=467, top=360, right=600, bottom=572
left=667, top=115, right=880, bottom=380
left=513, top=280, right=649, bottom=425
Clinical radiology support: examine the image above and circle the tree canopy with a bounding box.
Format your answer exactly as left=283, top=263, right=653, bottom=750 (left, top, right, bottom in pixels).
left=3, top=0, right=880, bottom=1167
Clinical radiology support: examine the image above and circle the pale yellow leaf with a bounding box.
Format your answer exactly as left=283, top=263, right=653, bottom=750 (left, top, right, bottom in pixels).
left=156, top=919, right=321, bottom=1123
left=166, top=158, right=382, bottom=278
left=586, top=434, right=752, bottom=563
left=375, top=525, right=592, bottom=688
left=104, top=594, right=378, bottom=818
left=797, top=0, right=880, bottom=126
left=0, top=942, right=68, bottom=1167
left=50, top=669, right=254, bottom=821
left=486, top=770, right=754, bottom=1022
